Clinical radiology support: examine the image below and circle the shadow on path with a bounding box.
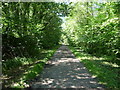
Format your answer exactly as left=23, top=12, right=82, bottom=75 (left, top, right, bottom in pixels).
left=31, top=45, right=105, bottom=89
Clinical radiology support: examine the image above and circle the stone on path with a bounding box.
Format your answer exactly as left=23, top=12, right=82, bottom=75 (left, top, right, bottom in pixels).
left=31, top=45, right=105, bottom=89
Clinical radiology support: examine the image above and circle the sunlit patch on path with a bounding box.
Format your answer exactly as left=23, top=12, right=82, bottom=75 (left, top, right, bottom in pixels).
left=31, top=45, right=105, bottom=89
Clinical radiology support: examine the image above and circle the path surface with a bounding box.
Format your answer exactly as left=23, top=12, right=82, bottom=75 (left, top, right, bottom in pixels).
left=31, top=45, right=105, bottom=89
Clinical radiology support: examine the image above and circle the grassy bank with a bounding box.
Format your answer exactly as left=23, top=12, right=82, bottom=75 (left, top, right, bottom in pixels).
left=69, top=46, right=119, bottom=89
left=2, top=45, right=60, bottom=88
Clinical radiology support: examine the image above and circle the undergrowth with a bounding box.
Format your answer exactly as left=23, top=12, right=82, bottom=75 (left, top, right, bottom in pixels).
left=69, top=46, right=119, bottom=89
left=2, top=46, right=59, bottom=88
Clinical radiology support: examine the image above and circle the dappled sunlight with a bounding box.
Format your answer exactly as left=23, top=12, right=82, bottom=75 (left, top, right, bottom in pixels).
left=42, top=78, right=54, bottom=85
left=74, top=51, right=106, bottom=61
left=72, top=47, right=119, bottom=69
left=32, top=46, right=105, bottom=89
left=102, top=61, right=119, bottom=68
left=2, top=1, right=119, bottom=89
left=78, top=56, right=106, bottom=61
left=2, top=47, right=57, bottom=88
left=70, top=46, right=120, bottom=89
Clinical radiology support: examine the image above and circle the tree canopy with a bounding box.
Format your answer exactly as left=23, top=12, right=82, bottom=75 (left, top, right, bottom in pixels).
left=2, top=1, right=120, bottom=89
left=2, top=2, right=68, bottom=60
left=62, top=2, right=120, bottom=65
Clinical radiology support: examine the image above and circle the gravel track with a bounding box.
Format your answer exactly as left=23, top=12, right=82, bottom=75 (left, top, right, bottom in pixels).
left=31, top=45, right=105, bottom=89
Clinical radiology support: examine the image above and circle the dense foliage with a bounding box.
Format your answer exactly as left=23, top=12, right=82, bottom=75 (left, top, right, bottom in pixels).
left=2, top=2, right=68, bottom=88
left=2, top=1, right=120, bottom=88
left=70, top=46, right=119, bottom=89
left=63, top=2, right=120, bottom=65
left=2, top=2, right=68, bottom=60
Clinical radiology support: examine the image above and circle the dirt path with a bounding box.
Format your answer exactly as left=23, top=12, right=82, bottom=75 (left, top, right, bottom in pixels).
left=31, top=45, right=105, bottom=89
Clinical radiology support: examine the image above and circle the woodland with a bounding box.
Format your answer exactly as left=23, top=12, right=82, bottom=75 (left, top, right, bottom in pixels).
left=1, top=1, right=120, bottom=89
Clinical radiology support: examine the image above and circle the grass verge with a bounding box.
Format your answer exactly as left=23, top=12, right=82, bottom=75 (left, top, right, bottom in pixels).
left=2, top=45, right=60, bottom=88
left=69, top=46, right=119, bottom=89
